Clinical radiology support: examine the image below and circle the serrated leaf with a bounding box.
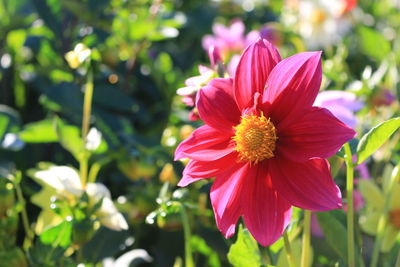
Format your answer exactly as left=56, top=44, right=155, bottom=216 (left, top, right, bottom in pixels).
left=40, top=220, right=72, bottom=248
left=356, top=117, right=400, bottom=165
left=227, top=224, right=263, bottom=267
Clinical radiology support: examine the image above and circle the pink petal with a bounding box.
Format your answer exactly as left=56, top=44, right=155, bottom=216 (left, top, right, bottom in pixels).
left=178, top=152, right=238, bottom=187
left=210, top=162, right=247, bottom=238
left=269, top=158, right=342, bottom=211
left=277, top=107, right=356, bottom=162
left=234, top=38, right=281, bottom=110
left=174, top=125, right=234, bottom=161
left=263, top=51, right=322, bottom=129
left=197, top=78, right=241, bottom=134
left=213, top=23, right=230, bottom=39
left=202, top=35, right=217, bottom=51
left=241, top=163, right=292, bottom=246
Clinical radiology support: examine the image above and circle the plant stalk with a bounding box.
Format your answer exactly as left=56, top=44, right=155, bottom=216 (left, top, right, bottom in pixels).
left=180, top=204, right=194, bottom=267
left=301, top=210, right=311, bottom=267
left=80, top=68, right=94, bottom=187
left=344, top=143, right=355, bottom=267
left=13, top=177, right=34, bottom=249
left=370, top=165, right=400, bottom=267
left=283, top=230, right=297, bottom=267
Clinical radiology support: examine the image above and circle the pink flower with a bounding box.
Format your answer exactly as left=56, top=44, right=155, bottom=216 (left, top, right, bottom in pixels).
left=202, top=19, right=258, bottom=59
left=177, top=65, right=215, bottom=120
left=314, top=90, right=363, bottom=128
left=175, top=38, right=356, bottom=246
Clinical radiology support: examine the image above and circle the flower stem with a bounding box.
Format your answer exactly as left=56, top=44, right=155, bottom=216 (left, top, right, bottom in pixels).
left=180, top=204, right=194, bottom=267
left=301, top=210, right=311, bottom=267
left=80, top=68, right=94, bottom=187
left=344, top=143, right=355, bottom=267
left=395, top=250, right=400, bottom=267
left=283, top=230, right=297, bottom=267
left=370, top=165, right=400, bottom=267
left=13, top=173, right=34, bottom=249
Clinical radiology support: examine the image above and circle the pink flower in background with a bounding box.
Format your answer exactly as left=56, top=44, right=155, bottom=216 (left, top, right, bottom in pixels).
left=176, top=65, right=215, bottom=121
left=175, top=38, right=355, bottom=246
left=202, top=19, right=258, bottom=59
left=314, top=90, right=363, bottom=128
left=372, top=88, right=396, bottom=107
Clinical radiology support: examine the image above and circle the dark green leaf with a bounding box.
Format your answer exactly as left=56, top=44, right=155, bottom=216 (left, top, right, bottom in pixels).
left=82, top=227, right=131, bottom=262
left=31, top=0, right=62, bottom=39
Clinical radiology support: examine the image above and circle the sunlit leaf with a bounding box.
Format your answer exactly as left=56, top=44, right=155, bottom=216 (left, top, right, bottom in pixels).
left=40, top=220, right=72, bottom=248
left=19, top=119, right=58, bottom=143
left=356, top=117, right=400, bottom=165
left=227, top=224, right=263, bottom=267
left=317, top=211, right=364, bottom=267
left=358, top=27, right=391, bottom=61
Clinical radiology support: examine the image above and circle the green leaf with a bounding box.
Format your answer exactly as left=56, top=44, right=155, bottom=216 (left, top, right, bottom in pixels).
left=358, top=27, right=391, bottom=61
left=317, top=211, right=364, bottom=267
left=55, top=118, right=84, bottom=160
left=40, top=220, right=72, bottom=248
left=19, top=119, right=58, bottom=143
left=31, top=0, right=62, bottom=39
left=190, top=235, right=221, bottom=267
left=0, top=115, right=9, bottom=141
left=227, top=224, right=263, bottom=267
left=82, top=227, right=130, bottom=262
left=356, top=117, right=400, bottom=165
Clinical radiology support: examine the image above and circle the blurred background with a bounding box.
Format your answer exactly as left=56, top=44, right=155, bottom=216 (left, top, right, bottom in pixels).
left=0, top=0, right=399, bottom=266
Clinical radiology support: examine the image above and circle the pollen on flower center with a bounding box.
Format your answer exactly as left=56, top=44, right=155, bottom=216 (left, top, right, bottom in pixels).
left=232, top=114, right=278, bottom=164
left=389, top=209, right=400, bottom=229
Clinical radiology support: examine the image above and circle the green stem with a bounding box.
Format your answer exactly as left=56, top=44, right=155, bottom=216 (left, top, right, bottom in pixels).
left=180, top=204, right=194, bottom=267
left=395, top=250, right=400, bottom=267
left=13, top=177, right=34, bottom=249
left=87, top=162, right=102, bottom=184
left=301, top=210, right=311, bottom=267
left=283, top=230, right=297, bottom=267
left=370, top=165, right=400, bottom=267
left=344, top=143, right=355, bottom=267
left=80, top=68, right=94, bottom=187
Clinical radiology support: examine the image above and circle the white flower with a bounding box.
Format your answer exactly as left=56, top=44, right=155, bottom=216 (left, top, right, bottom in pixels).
left=33, top=166, right=128, bottom=231
left=86, top=183, right=128, bottom=231
left=34, top=166, right=83, bottom=198
left=1, top=133, right=25, bottom=151
left=65, top=43, right=91, bottom=69
left=283, top=0, right=355, bottom=49
left=86, top=128, right=102, bottom=151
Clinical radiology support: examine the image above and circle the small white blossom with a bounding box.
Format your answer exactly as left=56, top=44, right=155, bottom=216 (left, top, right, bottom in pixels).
left=86, top=128, right=102, bottom=151
left=33, top=166, right=128, bottom=231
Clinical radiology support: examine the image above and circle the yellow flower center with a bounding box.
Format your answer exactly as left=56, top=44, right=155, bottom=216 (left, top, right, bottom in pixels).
left=232, top=114, right=278, bottom=164
left=389, top=209, right=400, bottom=229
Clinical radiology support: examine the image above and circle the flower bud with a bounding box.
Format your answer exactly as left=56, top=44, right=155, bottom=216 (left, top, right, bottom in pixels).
left=208, top=46, right=222, bottom=69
